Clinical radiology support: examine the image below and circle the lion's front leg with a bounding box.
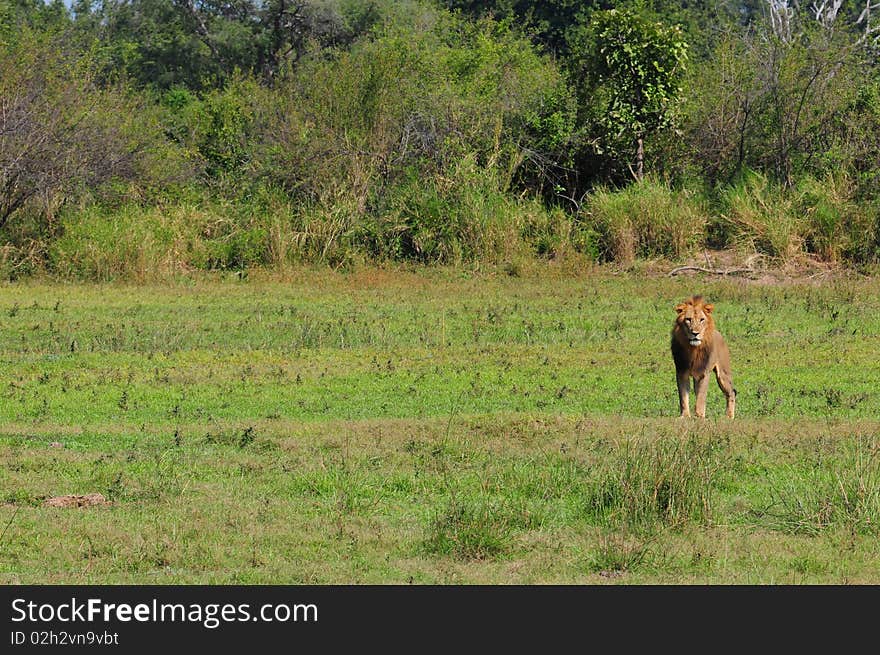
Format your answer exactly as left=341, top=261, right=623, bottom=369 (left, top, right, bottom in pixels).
left=694, top=375, right=710, bottom=418
left=677, top=369, right=691, bottom=418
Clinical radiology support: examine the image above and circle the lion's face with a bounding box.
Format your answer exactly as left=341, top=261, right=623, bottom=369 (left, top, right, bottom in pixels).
left=675, top=298, right=714, bottom=347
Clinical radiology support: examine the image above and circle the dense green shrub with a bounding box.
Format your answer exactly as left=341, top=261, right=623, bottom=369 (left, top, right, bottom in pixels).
left=0, top=29, right=196, bottom=232
left=3, top=0, right=880, bottom=278
left=717, top=171, right=879, bottom=264
left=160, top=77, right=268, bottom=183
left=585, top=179, right=708, bottom=264
left=252, top=13, right=575, bottom=211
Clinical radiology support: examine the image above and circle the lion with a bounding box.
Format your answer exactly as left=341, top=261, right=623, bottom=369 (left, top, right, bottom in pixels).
left=671, top=295, right=736, bottom=419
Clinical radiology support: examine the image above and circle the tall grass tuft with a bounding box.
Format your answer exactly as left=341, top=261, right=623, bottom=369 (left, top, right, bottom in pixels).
left=718, top=171, right=878, bottom=264
left=584, top=435, right=722, bottom=530
left=719, top=171, right=804, bottom=262
left=586, top=179, right=708, bottom=264
left=362, top=159, right=522, bottom=264
left=424, top=495, right=520, bottom=560
left=586, top=531, right=656, bottom=574
left=40, top=172, right=594, bottom=279
left=756, top=437, right=880, bottom=535
left=49, top=200, right=281, bottom=280
left=795, top=174, right=876, bottom=264
left=49, top=204, right=202, bottom=281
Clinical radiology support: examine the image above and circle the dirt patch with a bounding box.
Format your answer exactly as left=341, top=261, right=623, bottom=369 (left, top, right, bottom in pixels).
left=43, top=493, right=111, bottom=509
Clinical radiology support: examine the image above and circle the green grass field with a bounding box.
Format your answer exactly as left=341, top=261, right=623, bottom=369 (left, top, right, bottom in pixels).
left=1, top=265, right=879, bottom=583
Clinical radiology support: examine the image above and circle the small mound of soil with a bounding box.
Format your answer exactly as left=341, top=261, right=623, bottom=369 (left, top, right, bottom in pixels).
left=43, top=493, right=111, bottom=508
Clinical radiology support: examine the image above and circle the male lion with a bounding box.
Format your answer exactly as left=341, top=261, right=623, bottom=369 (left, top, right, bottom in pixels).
left=671, top=295, right=736, bottom=419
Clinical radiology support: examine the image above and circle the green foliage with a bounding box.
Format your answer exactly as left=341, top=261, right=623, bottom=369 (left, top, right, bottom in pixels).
left=440, top=0, right=593, bottom=58
left=718, top=171, right=878, bottom=263
left=255, top=13, right=574, bottom=196
left=242, top=12, right=576, bottom=262
left=76, top=0, right=384, bottom=90
left=91, top=0, right=217, bottom=90
left=48, top=204, right=203, bottom=281
left=48, top=198, right=283, bottom=280
left=683, top=27, right=875, bottom=188
left=440, top=0, right=741, bottom=61
left=0, top=28, right=195, bottom=233
left=43, top=176, right=593, bottom=276
left=590, top=9, right=688, bottom=134
left=585, top=8, right=688, bottom=178
left=362, top=159, right=520, bottom=264
left=3, top=0, right=880, bottom=272
left=585, top=179, right=707, bottom=263
left=0, top=0, right=70, bottom=37
left=795, top=175, right=876, bottom=263
left=162, top=77, right=266, bottom=180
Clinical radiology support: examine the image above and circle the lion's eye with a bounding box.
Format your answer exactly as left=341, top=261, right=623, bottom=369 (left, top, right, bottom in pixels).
left=700, top=318, right=705, bottom=323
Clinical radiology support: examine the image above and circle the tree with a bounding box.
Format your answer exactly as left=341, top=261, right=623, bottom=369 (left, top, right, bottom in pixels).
left=587, top=9, right=688, bottom=181
left=0, top=30, right=181, bottom=228
left=0, top=0, right=71, bottom=36
left=75, top=0, right=383, bottom=90
left=440, top=0, right=596, bottom=58
left=683, top=4, right=878, bottom=187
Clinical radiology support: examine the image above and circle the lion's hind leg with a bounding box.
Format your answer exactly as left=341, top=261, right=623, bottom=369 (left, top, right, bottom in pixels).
left=714, top=363, right=736, bottom=419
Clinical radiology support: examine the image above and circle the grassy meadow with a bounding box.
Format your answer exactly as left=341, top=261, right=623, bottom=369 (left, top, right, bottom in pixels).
left=1, top=264, right=879, bottom=583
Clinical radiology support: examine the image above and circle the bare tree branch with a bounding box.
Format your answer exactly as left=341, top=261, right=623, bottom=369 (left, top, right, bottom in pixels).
left=668, top=265, right=761, bottom=277
left=176, top=0, right=221, bottom=60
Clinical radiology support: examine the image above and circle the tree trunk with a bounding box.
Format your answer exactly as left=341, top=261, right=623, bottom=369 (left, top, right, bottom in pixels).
left=635, top=136, right=644, bottom=182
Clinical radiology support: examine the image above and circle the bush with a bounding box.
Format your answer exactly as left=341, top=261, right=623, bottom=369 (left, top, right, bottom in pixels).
left=250, top=12, right=575, bottom=236
left=719, top=171, right=804, bottom=262
left=49, top=199, right=281, bottom=280
left=795, top=175, right=876, bottom=264
left=42, top=178, right=595, bottom=279
left=585, top=179, right=708, bottom=264
left=361, top=159, right=522, bottom=264
left=520, top=202, right=601, bottom=262
left=161, top=77, right=267, bottom=183
left=0, top=29, right=195, bottom=233
left=717, top=171, right=878, bottom=264
left=682, top=28, right=871, bottom=186
left=49, top=204, right=205, bottom=281
left=356, top=156, right=599, bottom=265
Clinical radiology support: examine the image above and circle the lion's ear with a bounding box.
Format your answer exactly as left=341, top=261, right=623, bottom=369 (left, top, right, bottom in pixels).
left=703, top=303, right=714, bottom=314
left=675, top=303, right=687, bottom=314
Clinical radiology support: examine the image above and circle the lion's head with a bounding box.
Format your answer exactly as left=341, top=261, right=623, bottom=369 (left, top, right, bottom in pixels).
left=674, top=295, right=715, bottom=347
